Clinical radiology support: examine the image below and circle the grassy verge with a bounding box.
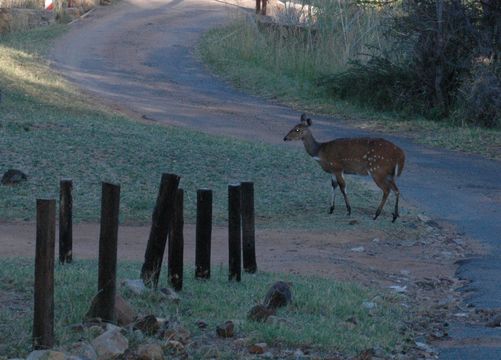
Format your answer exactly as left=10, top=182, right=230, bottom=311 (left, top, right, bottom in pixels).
left=198, top=19, right=501, bottom=160
left=0, top=258, right=409, bottom=358
left=0, top=25, right=422, bottom=232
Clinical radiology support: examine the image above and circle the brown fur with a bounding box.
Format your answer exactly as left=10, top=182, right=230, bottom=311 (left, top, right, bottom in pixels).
left=284, top=114, right=405, bottom=222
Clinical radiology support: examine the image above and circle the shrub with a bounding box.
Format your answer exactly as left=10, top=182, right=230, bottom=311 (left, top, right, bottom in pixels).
left=321, top=0, right=501, bottom=128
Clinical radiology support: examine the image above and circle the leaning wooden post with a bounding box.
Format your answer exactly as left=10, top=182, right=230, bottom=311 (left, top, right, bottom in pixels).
left=228, top=184, right=241, bottom=282
left=95, top=182, right=120, bottom=323
left=168, top=189, right=184, bottom=291
left=241, top=182, right=257, bottom=273
left=141, top=173, right=180, bottom=288
left=195, top=189, right=212, bottom=279
left=33, top=199, right=56, bottom=350
left=59, top=179, right=73, bottom=264
left=256, top=0, right=260, bottom=14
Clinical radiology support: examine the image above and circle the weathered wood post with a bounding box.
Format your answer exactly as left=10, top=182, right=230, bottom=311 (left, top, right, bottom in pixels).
left=240, top=182, right=257, bottom=273
left=195, top=189, right=212, bottom=279
left=168, top=189, right=184, bottom=291
left=94, top=182, right=120, bottom=323
left=59, top=179, right=73, bottom=264
left=261, top=0, right=267, bottom=15
left=33, top=199, right=56, bottom=350
left=141, top=173, right=180, bottom=288
left=228, top=184, right=241, bottom=282
left=256, top=0, right=261, bottom=14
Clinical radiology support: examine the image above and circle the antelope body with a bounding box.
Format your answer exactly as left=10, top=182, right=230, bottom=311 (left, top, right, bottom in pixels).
left=284, top=114, right=405, bottom=222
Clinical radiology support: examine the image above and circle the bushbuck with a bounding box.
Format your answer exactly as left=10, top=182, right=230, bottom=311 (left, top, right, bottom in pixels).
left=283, top=114, right=405, bottom=222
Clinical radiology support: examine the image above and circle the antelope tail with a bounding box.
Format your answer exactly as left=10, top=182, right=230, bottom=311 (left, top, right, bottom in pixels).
left=396, top=151, right=405, bottom=177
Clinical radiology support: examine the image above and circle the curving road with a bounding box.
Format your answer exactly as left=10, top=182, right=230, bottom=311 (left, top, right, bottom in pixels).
left=51, top=0, right=501, bottom=358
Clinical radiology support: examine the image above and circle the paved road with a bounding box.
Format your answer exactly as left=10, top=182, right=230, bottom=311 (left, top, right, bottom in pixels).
left=51, top=0, right=501, bottom=357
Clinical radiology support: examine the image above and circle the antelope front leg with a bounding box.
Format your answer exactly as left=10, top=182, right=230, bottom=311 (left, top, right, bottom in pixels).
left=335, top=172, right=351, bottom=215
left=329, top=177, right=338, bottom=214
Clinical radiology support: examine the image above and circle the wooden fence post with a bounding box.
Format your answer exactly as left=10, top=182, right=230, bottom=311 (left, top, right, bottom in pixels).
left=95, top=182, right=120, bottom=323
left=141, top=173, right=180, bottom=288
left=195, top=189, right=212, bottom=279
left=33, top=199, right=56, bottom=350
left=256, top=0, right=261, bottom=14
left=168, top=189, right=184, bottom=291
left=241, top=182, right=257, bottom=273
left=59, top=179, right=73, bottom=264
left=228, top=184, right=241, bottom=282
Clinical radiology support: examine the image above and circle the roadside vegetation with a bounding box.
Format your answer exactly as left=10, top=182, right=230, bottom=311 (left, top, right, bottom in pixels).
left=199, top=0, right=500, bottom=159
left=0, top=258, right=409, bottom=358
left=0, top=25, right=422, bottom=231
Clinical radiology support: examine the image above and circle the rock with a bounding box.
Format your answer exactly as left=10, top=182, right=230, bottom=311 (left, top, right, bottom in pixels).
left=134, top=315, right=160, bottom=336
left=350, top=246, right=365, bottom=252
left=247, top=304, right=275, bottom=322
left=159, top=325, right=190, bottom=344
left=1, top=169, right=27, bottom=185
left=486, top=314, right=501, bottom=327
left=265, top=315, right=291, bottom=327
left=159, top=287, right=180, bottom=304
left=85, top=294, right=136, bottom=326
left=88, top=325, right=105, bottom=338
left=263, top=281, right=292, bottom=309
left=372, top=237, right=380, bottom=243
left=294, top=349, right=305, bottom=358
left=121, top=279, right=147, bottom=295
left=399, top=269, right=411, bottom=276
left=216, top=320, right=234, bottom=338
left=388, top=285, right=407, bottom=293
left=362, top=301, right=376, bottom=310
left=249, top=342, right=268, bottom=354
left=417, top=214, right=431, bottom=223
left=415, top=341, right=434, bottom=354
left=114, top=295, right=137, bottom=326
left=26, top=350, right=65, bottom=360
left=233, top=338, right=249, bottom=348
left=105, top=323, right=122, bottom=333
left=354, top=348, right=375, bottom=360
left=136, top=343, right=163, bottom=360
left=91, top=328, right=129, bottom=360
left=195, top=319, right=208, bottom=329
left=164, top=340, right=184, bottom=353
left=66, top=341, right=97, bottom=360
left=349, top=220, right=359, bottom=225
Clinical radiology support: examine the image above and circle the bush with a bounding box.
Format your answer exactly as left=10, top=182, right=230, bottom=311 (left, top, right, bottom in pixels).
left=457, top=62, right=501, bottom=128
left=321, top=0, right=501, bottom=128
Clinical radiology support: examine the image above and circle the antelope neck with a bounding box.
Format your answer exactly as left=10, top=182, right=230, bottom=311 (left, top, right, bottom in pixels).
left=302, top=130, right=321, bottom=158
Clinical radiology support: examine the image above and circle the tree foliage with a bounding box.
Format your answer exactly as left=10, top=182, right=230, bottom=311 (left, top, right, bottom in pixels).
left=322, top=0, right=500, bottom=127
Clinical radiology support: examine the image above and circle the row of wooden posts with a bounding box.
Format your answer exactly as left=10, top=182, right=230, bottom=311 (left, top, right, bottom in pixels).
left=33, top=173, right=257, bottom=350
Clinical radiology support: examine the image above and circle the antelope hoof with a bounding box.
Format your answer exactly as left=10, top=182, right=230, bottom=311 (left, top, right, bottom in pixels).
left=347, top=207, right=351, bottom=216
left=392, top=212, right=399, bottom=223
left=374, top=210, right=381, bottom=220
left=329, top=206, right=334, bottom=214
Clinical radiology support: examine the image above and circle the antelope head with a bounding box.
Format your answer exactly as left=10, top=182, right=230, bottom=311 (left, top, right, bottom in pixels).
left=283, top=114, right=312, bottom=141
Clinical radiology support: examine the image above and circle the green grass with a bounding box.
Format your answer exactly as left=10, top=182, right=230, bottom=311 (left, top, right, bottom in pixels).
left=198, top=18, right=501, bottom=160
left=0, top=258, right=409, bottom=358
left=0, top=25, right=421, bottom=231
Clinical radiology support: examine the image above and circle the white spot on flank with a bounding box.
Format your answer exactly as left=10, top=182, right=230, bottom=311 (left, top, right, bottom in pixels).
left=313, top=156, right=321, bottom=162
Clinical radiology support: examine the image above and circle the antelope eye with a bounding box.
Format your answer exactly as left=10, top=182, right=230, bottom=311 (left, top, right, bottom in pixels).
left=295, top=128, right=300, bottom=132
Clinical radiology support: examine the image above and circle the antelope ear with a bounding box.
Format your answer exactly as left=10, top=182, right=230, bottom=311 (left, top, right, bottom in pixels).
left=306, top=118, right=312, bottom=126
left=300, top=113, right=307, bottom=122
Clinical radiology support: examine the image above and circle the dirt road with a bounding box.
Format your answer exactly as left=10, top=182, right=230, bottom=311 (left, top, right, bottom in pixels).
left=46, top=0, right=501, bottom=358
